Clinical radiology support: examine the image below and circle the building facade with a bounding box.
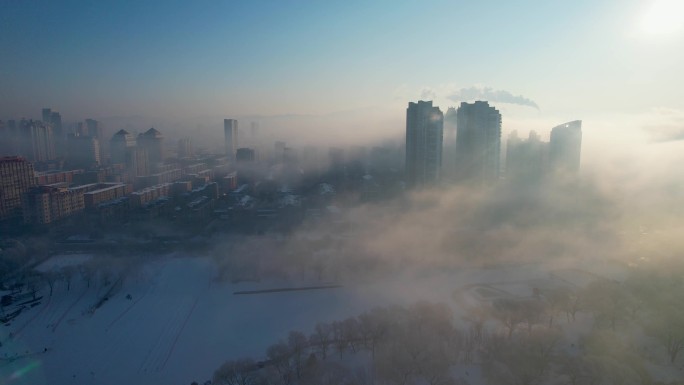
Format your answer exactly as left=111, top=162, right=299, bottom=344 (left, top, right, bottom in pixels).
left=110, top=129, right=136, bottom=164
left=22, top=185, right=85, bottom=224
left=405, top=100, right=443, bottom=187
left=224, top=119, right=238, bottom=160
left=455, top=101, right=502, bottom=185
left=0, top=156, right=36, bottom=221
left=67, top=134, right=101, bottom=169
left=549, top=120, right=582, bottom=175
left=20, top=120, right=56, bottom=162
left=505, top=130, right=549, bottom=182
left=138, top=127, right=164, bottom=170
left=236, top=148, right=256, bottom=162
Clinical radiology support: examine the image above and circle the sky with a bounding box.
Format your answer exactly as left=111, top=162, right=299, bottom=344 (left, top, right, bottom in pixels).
left=1, top=0, right=683, bottom=146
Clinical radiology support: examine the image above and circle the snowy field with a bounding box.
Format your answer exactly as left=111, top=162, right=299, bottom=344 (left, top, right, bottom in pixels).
left=0, top=254, right=618, bottom=385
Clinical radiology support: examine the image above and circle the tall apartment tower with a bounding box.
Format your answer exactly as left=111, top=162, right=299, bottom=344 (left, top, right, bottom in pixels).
left=405, top=100, right=444, bottom=187
left=442, top=107, right=458, bottom=179
left=85, top=119, right=101, bottom=138
left=66, top=133, right=101, bottom=169
left=50, top=111, right=64, bottom=156
left=138, top=127, right=164, bottom=170
left=177, top=137, right=193, bottom=158
left=42, top=108, right=52, bottom=124
left=50, top=112, right=62, bottom=135
left=84, top=118, right=108, bottom=162
left=0, top=156, right=36, bottom=221
left=224, top=119, right=238, bottom=160
left=549, top=120, right=582, bottom=175
left=506, top=130, right=548, bottom=182
left=20, top=119, right=56, bottom=162
left=110, top=130, right=148, bottom=176
left=110, top=129, right=136, bottom=164
left=455, top=101, right=502, bottom=185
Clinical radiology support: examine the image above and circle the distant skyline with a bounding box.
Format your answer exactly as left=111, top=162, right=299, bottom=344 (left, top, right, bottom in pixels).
left=2, top=0, right=684, bottom=161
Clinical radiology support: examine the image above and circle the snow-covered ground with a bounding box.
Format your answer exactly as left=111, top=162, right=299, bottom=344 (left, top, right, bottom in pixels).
left=0, top=254, right=618, bottom=385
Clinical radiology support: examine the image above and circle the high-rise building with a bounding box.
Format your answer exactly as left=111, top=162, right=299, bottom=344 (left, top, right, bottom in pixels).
left=177, top=137, right=193, bottom=158
left=85, top=119, right=101, bottom=138
left=442, top=107, right=458, bottom=179
left=505, top=130, right=548, bottom=182
left=42, top=108, right=52, bottom=124
left=110, top=129, right=149, bottom=177
left=84, top=118, right=105, bottom=160
left=128, top=146, right=149, bottom=177
left=0, top=156, right=36, bottom=221
left=405, top=100, right=443, bottom=187
left=110, top=129, right=136, bottom=164
left=549, top=120, right=582, bottom=175
left=19, top=119, right=56, bottom=162
left=455, top=101, right=502, bottom=184
left=138, top=127, right=164, bottom=170
left=50, top=112, right=62, bottom=134
left=224, top=119, right=238, bottom=159
left=236, top=147, right=256, bottom=162
left=66, top=133, right=101, bottom=169
left=49, top=111, right=65, bottom=156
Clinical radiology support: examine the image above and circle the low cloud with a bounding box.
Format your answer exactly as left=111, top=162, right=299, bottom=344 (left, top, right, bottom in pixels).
left=448, top=86, right=540, bottom=110
left=641, top=107, right=684, bottom=142
left=420, top=87, right=437, bottom=100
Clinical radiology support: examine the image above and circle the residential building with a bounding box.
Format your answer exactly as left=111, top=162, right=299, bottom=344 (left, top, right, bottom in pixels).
left=224, top=119, right=238, bottom=159
left=455, top=101, right=501, bottom=185
left=0, top=156, right=36, bottom=221
left=22, top=185, right=85, bottom=224
left=505, top=130, right=548, bottom=182
left=236, top=148, right=256, bottom=162
left=405, top=100, right=443, bottom=187
left=549, top=120, right=582, bottom=175
left=138, top=127, right=164, bottom=171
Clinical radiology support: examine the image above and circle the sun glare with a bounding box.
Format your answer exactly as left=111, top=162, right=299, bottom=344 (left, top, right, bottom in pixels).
left=640, top=0, right=684, bottom=35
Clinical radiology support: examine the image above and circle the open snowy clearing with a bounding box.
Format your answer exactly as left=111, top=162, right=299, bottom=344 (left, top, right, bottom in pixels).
left=0, top=255, right=618, bottom=385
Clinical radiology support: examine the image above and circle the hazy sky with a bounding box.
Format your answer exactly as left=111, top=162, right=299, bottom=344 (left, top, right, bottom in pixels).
left=1, top=0, right=683, bottom=134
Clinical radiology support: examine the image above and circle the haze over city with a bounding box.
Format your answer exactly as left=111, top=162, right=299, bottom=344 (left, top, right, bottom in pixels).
left=2, top=1, right=683, bottom=142
left=1, top=1, right=684, bottom=385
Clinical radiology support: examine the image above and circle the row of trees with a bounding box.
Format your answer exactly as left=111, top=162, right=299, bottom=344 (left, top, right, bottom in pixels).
left=213, top=302, right=462, bottom=385
left=211, top=260, right=684, bottom=385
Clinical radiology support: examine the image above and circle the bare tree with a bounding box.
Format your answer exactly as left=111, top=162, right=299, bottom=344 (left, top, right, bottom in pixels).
left=582, top=280, right=630, bottom=331
left=481, top=332, right=555, bottom=385
left=520, top=300, right=547, bottom=334
left=358, top=308, right=390, bottom=362
left=63, top=267, right=74, bottom=291
left=332, top=321, right=348, bottom=359
left=266, top=342, right=293, bottom=385
left=643, top=307, right=684, bottom=363
left=340, top=317, right=360, bottom=353
left=42, top=272, right=57, bottom=297
left=491, top=299, right=527, bottom=339
left=557, top=354, right=602, bottom=385
left=213, top=358, right=263, bottom=385
left=579, top=330, right=651, bottom=385
left=309, top=322, right=333, bottom=360
left=288, top=331, right=308, bottom=379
